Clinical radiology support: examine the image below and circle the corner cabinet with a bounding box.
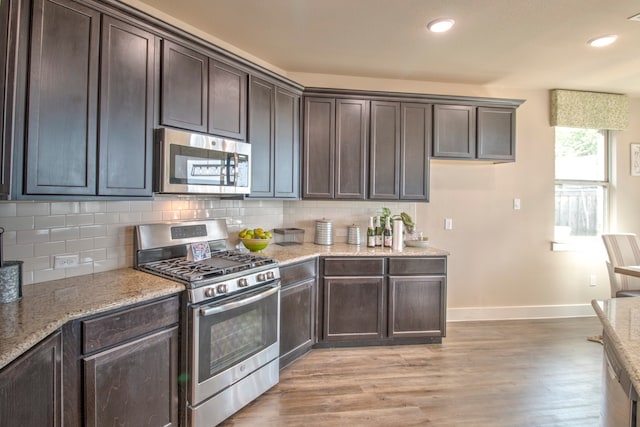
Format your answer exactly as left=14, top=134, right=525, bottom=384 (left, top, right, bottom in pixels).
left=247, top=76, right=300, bottom=199
left=303, top=97, right=369, bottom=200
left=0, top=331, right=62, bottom=427
left=23, top=0, right=154, bottom=197
left=279, top=259, right=317, bottom=368
left=318, top=256, right=447, bottom=346
left=63, top=295, right=181, bottom=427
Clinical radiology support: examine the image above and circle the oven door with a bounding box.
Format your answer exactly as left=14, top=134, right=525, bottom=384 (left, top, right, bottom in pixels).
left=158, top=128, right=250, bottom=194
left=190, top=282, right=280, bottom=406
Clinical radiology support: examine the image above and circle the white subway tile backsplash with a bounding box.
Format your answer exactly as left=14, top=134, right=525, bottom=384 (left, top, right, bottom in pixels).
left=17, top=202, right=50, bottom=217
left=79, top=224, right=107, bottom=238
left=17, top=229, right=50, bottom=244
left=34, top=241, right=66, bottom=257
left=66, top=238, right=95, bottom=253
left=65, top=214, right=94, bottom=227
left=50, top=202, right=80, bottom=215
left=1, top=198, right=416, bottom=285
left=35, top=215, right=66, bottom=229
left=50, top=227, right=80, bottom=241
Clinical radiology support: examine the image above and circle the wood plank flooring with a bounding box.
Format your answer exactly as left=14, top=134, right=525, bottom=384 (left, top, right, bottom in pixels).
left=220, top=317, right=604, bottom=427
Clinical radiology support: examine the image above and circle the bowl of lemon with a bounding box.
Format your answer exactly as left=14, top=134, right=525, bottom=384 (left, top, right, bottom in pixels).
left=239, top=228, right=272, bottom=252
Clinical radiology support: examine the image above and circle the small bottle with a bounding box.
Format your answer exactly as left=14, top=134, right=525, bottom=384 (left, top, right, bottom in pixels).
left=375, top=216, right=382, bottom=247
left=383, top=216, right=393, bottom=248
left=367, top=217, right=376, bottom=248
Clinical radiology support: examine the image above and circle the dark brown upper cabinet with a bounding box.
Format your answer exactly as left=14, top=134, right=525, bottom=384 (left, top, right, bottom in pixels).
left=433, top=104, right=517, bottom=162
left=161, top=40, right=208, bottom=133
left=98, top=16, right=155, bottom=197
left=303, top=97, right=369, bottom=200
left=248, top=76, right=300, bottom=199
left=476, top=106, right=516, bottom=161
left=23, top=0, right=155, bottom=197
left=432, top=104, right=476, bottom=159
left=209, top=59, right=247, bottom=141
left=369, top=101, right=431, bottom=201
left=25, top=0, right=100, bottom=196
left=0, top=0, right=13, bottom=198
left=161, top=40, right=248, bottom=141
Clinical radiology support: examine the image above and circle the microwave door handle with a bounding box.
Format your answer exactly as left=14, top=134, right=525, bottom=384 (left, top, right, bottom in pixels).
left=233, top=152, right=239, bottom=187
left=199, top=283, right=279, bottom=317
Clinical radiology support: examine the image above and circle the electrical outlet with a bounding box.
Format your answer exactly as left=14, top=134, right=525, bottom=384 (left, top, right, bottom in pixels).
left=54, top=255, right=79, bottom=269
left=445, top=218, right=453, bottom=230
left=513, top=198, right=521, bottom=210
left=589, top=274, right=597, bottom=287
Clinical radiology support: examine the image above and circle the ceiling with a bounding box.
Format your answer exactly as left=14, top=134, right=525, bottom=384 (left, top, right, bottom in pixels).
left=135, top=0, right=640, bottom=96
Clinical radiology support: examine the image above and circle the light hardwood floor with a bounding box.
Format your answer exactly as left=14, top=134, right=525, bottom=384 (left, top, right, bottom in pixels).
left=220, top=317, right=604, bottom=427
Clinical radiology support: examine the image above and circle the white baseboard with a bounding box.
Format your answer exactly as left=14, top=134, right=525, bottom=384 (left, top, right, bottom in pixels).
left=447, top=304, right=596, bottom=322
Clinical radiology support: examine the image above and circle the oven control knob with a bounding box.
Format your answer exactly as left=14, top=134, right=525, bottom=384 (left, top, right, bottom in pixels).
left=216, top=284, right=228, bottom=294
left=238, top=278, right=249, bottom=287
left=204, top=287, right=216, bottom=298
left=266, top=271, right=275, bottom=280
left=257, top=273, right=266, bottom=282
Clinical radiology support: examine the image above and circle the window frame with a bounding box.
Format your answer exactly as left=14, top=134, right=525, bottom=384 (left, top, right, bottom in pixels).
left=553, top=128, right=611, bottom=249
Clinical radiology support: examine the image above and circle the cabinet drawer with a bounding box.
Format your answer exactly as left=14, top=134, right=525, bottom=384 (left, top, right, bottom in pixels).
left=323, top=257, right=385, bottom=276
left=280, top=259, right=317, bottom=286
left=388, top=257, right=446, bottom=275
left=82, top=295, right=180, bottom=354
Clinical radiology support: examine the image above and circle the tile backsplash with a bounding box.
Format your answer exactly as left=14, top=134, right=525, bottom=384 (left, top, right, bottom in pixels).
left=0, top=196, right=414, bottom=286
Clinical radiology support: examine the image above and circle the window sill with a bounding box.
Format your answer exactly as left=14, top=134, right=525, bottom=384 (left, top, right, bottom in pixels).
left=551, top=237, right=602, bottom=252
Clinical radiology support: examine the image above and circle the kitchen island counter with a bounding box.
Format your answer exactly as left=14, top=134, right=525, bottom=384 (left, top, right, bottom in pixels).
left=0, top=269, right=183, bottom=370
left=592, top=298, right=640, bottom=395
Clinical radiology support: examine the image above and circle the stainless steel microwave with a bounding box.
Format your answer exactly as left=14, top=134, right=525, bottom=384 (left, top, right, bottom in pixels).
left=156, top=128, right=251, bottom=195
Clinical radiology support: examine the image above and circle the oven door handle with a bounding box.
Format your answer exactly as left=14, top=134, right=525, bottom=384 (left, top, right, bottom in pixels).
left=199, top=283, right=279, bottom=317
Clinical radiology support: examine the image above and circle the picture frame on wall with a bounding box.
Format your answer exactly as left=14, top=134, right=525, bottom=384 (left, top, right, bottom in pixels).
left=632, top=144, right=640, bottom=176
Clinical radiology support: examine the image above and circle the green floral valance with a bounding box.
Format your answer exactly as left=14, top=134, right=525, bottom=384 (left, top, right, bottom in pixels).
left=550, top=89, right=629, bottom=130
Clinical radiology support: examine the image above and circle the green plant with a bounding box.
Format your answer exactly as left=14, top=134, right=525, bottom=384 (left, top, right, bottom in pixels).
left=378, top=207, right=415, bottom=233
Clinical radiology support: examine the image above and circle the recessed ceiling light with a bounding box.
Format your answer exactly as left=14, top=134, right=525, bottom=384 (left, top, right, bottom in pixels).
left=427, top=18, right=455, bottom=33
left=588, top=35, right=618, bottom=47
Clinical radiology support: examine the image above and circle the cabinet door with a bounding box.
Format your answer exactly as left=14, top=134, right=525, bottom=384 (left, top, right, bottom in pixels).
left=369, top=101, right=400, bottom=200
left=26, top=0, right=100, bottom=195
left=323, top=276, right=384, bottom=341
left=208, top=59, right=247, bottom=140
left=477, top=107, right=516, bottom=161
left=400, top=103, right=431, bottom=200
left=274, top=87, right=300, bottom=198
left=83, top=327, right=179, bottom=427
left=335, top=99, right=368, bottom=199
left=388, top=276, right=445, bottom=338
left=98, top=17, right=154, bottom=196
left=248, top=76, right=275, bottom=197
left=0, top=0, right=12, bottom=197
left=0, top=331, right=62, bottom=427
left=432, top=104, right=476, bottom=159
left=161, top=40, right=207, bottom=132
left=303, top=97, right=335, bottom=198
left=280, top=277, right=316, bottom=368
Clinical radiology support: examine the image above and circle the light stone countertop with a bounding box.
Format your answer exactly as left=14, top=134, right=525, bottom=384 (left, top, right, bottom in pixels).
left=0, top=242, right=449, bottom=370
left=592, top=298, right=640, bottom=394
left=0, top=269, right=184, bottom=370
left=259, top=241, right=450, bottom=265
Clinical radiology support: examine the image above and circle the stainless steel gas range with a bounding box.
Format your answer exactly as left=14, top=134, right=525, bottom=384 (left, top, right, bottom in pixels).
left=134, top=219, right=280, bottom=427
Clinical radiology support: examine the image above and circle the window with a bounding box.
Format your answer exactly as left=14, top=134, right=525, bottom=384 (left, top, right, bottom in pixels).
left=554, top=127, right=609, bottom=242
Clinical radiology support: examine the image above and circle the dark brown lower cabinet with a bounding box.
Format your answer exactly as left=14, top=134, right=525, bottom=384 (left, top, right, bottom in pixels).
left=279, top=259, right=317, bottom=368
left=0, top=330, right=62, bottom=427
left=319, top=256, right=447, bottom=346
left=64, top=294, right=181, bottom=427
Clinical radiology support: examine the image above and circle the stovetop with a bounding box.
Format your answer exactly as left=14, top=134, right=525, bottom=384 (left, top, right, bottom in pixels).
left=134, top=220, right=280, bottom=304
left=137, top=250, right=277, bottom=285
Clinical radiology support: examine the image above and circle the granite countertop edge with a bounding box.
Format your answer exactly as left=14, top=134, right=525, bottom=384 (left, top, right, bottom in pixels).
left=0, top=242, right=449, bottom=370
left=591, top=298, right=640, bottom=395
